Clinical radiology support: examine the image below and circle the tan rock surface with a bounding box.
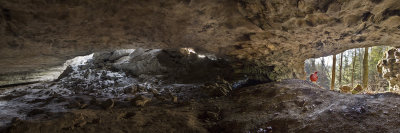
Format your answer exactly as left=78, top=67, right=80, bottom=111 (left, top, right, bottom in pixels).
left=1, top=0, right=400, bottom=84
left=378, top=48, right=400, bottom=90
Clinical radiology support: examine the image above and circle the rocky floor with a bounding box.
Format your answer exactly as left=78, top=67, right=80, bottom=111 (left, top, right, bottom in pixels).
left=1, top=49, right=400, bottom=133
left=2, top=79, right=400, bottom=132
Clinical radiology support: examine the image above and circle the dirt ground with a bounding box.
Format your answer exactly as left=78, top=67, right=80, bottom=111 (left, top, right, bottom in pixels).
left=2, top=79, right=400, bottom=133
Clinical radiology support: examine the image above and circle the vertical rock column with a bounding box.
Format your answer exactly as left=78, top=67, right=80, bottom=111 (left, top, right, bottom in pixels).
left=378, top=48, right=400, bottom=91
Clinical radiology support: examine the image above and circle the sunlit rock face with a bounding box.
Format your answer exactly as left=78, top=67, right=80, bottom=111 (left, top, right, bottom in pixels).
left=1, top=0, right=400, bottom=84
left=378, top=48, right=400, bottom=90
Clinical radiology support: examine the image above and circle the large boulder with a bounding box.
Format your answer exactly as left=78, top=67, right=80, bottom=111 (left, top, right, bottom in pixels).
left=112, top=48, right=169, bottom=76
left=88, top=48, right=238, bottom=83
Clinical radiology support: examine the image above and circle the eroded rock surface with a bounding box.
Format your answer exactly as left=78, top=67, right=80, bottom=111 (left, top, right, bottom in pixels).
left=1, top=0, right=400, bottom=84
left=378, top=48, right=400, bottom=90
left=0, top=48, right=245, bottom=130
left=4, top=79, right=400, bottom=132
left=2, top=1, right=400, bottom=132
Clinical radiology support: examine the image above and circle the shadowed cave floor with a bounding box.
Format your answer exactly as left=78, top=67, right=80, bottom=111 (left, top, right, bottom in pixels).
left=2, top=79, right=400, bottom=133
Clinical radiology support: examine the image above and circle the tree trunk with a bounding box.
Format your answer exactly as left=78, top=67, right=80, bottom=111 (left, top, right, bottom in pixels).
left=339, top=53, right=343, bottom=87
left=331, top=54, right=336, bottom=90
left=351, top=49, right=356, bottom=88
left=359, top=48, right=363, bottom=84
left=363, top=47, right=369, bottom=89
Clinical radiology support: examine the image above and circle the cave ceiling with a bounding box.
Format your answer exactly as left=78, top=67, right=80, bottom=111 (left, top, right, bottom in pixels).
left=1, top=0, right=400, bottom=81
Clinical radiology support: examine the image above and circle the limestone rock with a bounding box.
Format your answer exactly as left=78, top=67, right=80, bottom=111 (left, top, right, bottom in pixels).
left=204, top=78, right=233, bottom=97
left=172, top=95, right=178, bottom=103
left=378, top=48, right=400, bottom=90
left=124, top=85, right=138, bottom=94
left=352, top=85, right=363, bottom=94
left=2, top=0, right=400, bottom=85
left=92, top=52, right=112, bottom=65
left=109, top=49, right=135, bottom=61
left=101, top=99, right=115, bottom=110
left=132, top=95, right=151, bottom=107
left=340, top=86, right=352, bottom=93
left=112, top=49, right=168, bottom=76
left=57, top=66, right=74, bottom=80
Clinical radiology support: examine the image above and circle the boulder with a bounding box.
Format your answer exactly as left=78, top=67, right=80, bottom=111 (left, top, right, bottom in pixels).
left=352, top=85, right=363, bottom=94
left=109, top=49, right=135, bottom=61
left=339, top=86, right=352, bottom=93
left=132, top=95, right=151, bottom=107
left=112, top=48, right=168, bottom=76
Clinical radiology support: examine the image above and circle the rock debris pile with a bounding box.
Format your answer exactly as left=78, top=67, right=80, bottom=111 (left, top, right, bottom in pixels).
left=0, top=49, right=245, bottom=130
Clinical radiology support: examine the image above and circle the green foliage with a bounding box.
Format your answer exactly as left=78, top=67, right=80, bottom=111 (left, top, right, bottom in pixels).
left=305, top=46, right=391, bottom=91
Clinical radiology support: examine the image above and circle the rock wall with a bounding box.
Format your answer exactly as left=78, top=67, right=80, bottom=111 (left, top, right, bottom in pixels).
left=378, top=48, right=400, bottom=90
left=1, top=0, right=400, bottom=84
left=92, top=48, right=238, bottom=83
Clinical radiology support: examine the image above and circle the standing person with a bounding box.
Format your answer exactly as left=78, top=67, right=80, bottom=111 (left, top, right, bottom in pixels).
left=310, top=71, right=318, bottom=83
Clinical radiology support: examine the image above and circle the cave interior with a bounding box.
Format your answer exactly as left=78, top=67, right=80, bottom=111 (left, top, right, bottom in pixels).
left=1, top=0, right=400, bottom=132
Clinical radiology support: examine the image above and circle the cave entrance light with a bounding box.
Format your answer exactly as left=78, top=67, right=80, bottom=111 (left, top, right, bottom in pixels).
left=304, top=46, right=393, bottom=94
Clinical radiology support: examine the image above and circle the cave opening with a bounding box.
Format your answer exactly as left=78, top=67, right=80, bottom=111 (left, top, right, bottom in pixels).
left=305, top=46, right=400, bottom=93
left=0, top=48, right=221, bottom=88
left=0, top=53, right=95, bottom=88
